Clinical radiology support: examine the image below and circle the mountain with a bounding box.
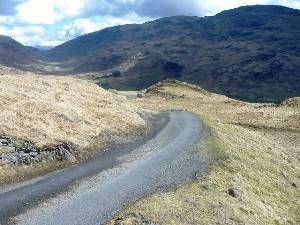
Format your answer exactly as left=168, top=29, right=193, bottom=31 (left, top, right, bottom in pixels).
left=43, top=5, right=300, bottom=102
left=0, top=35, right=38, bottom=68
left=1, top=5, right=300, bottom=102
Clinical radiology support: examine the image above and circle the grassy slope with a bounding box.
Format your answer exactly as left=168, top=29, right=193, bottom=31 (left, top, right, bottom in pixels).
left=0, top=73, right=146, bottom=184
left=0, top=75, right=145, bottom=149
left=108, top=80, right=300, bottom=225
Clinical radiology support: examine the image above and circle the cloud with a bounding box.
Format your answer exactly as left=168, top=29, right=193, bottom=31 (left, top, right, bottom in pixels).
left=80, top=0, right=298, bottom=18
left=2, top=0, right=300, bottom=25
left=16, top=0, right=85, bottom=24
left=81, top=0, right=203, bottom=18
left=59, top=18, right=102, bottom=39
left=59, top=13, right=148, bottom=40
left=0, top=16, right=16, bottom=24
left=133, top=0, right=207, bottom=17
left=0, top=25, right=44, bottom=45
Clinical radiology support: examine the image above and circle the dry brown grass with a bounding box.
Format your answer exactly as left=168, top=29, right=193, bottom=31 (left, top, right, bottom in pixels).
left=0, top=74, right=146, bottom=149
left=108, top=81, right=300, bottom=225
left=0, top=73, right=147, bottom=184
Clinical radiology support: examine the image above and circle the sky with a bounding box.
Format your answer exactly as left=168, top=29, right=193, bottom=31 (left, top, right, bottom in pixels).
left=0, top=0, right=299, bottom=46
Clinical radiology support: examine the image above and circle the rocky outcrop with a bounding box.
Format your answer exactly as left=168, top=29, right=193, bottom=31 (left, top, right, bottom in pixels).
left=0, top=137, right=77, bottom=166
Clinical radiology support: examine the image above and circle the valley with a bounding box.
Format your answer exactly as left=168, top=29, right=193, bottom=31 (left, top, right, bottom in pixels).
left=0, top=70, right=298, bottom=224
left=0, top=3, right=299, bottom=225
left=1, top=5, right=300, bottom=102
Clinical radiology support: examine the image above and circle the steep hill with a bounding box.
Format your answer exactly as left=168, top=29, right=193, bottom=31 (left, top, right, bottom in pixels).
left=43, top=5, right=300, bottom=102
left=0, top=35, right=37, bottom=68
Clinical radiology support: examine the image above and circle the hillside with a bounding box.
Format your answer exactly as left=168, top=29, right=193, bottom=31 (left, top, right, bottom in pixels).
left=0, top=73, right=146, bottom=183
left=42, top=5, right=300, bottom=103
left=0, top=35, right=37, bottom=68
left=0, top=74, right=145, bottom=149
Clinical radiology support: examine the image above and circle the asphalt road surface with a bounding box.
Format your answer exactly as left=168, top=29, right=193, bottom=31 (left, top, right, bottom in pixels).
left=0, top=111, right=205, bottom=225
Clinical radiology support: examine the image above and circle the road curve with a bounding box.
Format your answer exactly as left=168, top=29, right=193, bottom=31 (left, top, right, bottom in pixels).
left=0, top=111, right=205, bottom=225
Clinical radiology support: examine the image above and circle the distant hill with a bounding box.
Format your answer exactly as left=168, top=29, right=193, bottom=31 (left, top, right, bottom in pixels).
left=0, top=35, right=37, bottom=68
left=1, top=5, right=300, bottom=102
left=33, top=46, right=54, bottom=51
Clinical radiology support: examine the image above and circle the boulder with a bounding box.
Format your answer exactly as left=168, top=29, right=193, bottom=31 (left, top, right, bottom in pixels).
left=228, top=186, right=242, bottom=198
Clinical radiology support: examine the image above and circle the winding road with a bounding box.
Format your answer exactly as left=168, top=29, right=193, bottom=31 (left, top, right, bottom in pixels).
left=0, top=111, right=205, bottom=225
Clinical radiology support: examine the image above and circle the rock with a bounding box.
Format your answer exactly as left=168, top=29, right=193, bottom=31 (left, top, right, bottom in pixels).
left=0, top=134, right=76, bottom=166
left=21, top=142, right=36, bottom=153
left=36, top=151, right=51, bottom=161
left=0, top=139, right=77, bottom=166
left=29, top=151, right=38, bottom=157
left=0, top=139, right=9, bottom=146
left=55, top=146, right=76, bottom=162
left=0, top=138, right=15, bottom=146
left=18, top=151, right=31, bottom=165
left=63, top=148, right=77, bottom=163
left=228, top=186, right=242, bottom=198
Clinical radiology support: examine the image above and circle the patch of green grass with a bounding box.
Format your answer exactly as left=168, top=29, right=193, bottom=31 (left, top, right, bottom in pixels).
left=198, top=114, right=229, bottom=168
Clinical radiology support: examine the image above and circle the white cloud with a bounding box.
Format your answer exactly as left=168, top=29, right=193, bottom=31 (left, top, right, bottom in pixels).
left=59, top=13, right=148, bottom=40
left=0, top=16, right=16, bottom=24
left=16, top=0, right=85, bottom=24
left=59, top=18, right=102, bottom=38
left=0, top=25, right=45, bottom=45
left=103, top=13, right=150, bottom=27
